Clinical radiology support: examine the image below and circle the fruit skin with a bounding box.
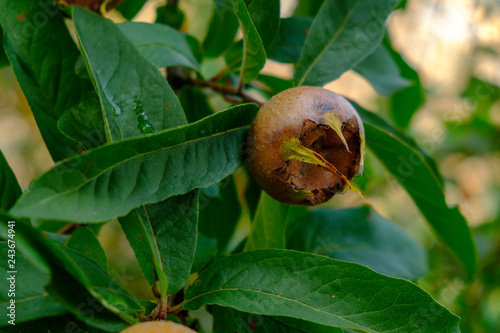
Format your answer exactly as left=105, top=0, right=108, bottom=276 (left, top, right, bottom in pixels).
left=120, top=321, right=197, bottom=333
left=245, top=86, right=365, bottom=206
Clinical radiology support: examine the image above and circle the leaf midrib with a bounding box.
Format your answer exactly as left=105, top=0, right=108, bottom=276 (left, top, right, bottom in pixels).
left=29, top=125, right=249, bottom=208
left=297, top=0, right=361, bottom=86
left=186, top=287, right=386, bottom=333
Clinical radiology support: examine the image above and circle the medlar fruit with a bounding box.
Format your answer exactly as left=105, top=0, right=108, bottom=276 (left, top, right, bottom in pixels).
left=245, top=86, right=365, bottom=206
left=120, top=321, right=197, bottom=333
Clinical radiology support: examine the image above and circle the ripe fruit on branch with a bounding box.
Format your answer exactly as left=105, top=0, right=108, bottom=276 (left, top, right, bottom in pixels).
left=245, top=86, right=365, bottom=205
left=120, top=321, right=197, bottom=333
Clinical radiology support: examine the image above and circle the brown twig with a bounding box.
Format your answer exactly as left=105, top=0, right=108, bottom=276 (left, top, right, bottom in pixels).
left=56, top=222, right=79, bottom=234
left=191, top=79, right=264, bottom=107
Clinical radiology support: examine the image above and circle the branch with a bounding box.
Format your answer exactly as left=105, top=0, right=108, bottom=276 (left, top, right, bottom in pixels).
left=191, top=79, right=264, bottom=107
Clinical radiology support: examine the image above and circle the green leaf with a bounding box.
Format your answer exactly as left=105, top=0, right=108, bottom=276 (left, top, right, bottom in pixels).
left=66, top=227, right=108, bottom=270
left=178, top=87, right=215, bottom=123
left=203, top=0, right=239, bottom=58
left=156, top=4, right=185, bottom=30
left=0, top=150, right=21, bottom=210
left=296, top=0, right=399, bottom=86
left=199, top=176, right=241, bottom=252
left=267, top=17, right=313, bottom=64
left=354, top=43, right=411, bottom=96
left=11, top=104, right=258, bottom=222
left=57, top=92, right=106, bottom=150
left=116, top=0, right=148, bottom=20
left=294, top=0, right=324, bottom=16
left=0, top=26, right=9, bottom=68
left=357, top=105, right=477, bottom=278
left=0, top=242, right=67, bottom=325
left=0, top=0, right=91, bottom=161
left=232, top=0, right=267, bottom=83
left=244, top=192, right=290, bottom=251
left=185, top=250, right=460, bottom=333
left=0, top=217, right=140, bottom=330
left=45, top=263, right=131, bottom=331
left=383, top=36, right=425, bottom=128
left=72, top=7, right=187, bottom=142
left=118, top=22, right=201, bottom=72
left=246, top=0, right=280, bottom=52
left=0, top=314, right=109, bottom=333
left=212, top=306, right=344, bottom=333
left=255, top=74, right=294, bottom=95
left=191, top=234, right=218, bottom=273
left=119, top=191, right=198, bottom=295
left=287, top=206, right=428, bottom=279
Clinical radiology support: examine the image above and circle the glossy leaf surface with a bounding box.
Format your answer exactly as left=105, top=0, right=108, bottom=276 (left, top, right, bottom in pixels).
left=119, top=192, right=198, bottom=294
left=358, top=105, right=477, bottom=278
left=0, top=151, right=21, bottom=210
left=0, top=0, right=89, bottom=161
left=11, top=104, right=258, bottom=222
left=232, top=0, right=267, bottom=83
left=118, top=22, right=201, bottom=72
left=287, top=206, right=428, bottom=279
left=296, top=0, right=399, bottom=86
left=185, top=250, right=460, bottom=332
left=73, top=7, right=187, bottom=141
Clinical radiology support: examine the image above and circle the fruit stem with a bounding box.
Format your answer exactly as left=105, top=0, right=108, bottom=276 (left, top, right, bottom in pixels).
left=281, top=137, right=352, bottom=188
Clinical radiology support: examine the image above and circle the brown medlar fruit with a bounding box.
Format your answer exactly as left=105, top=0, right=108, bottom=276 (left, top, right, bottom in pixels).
left=120, top=321, right=197, bottom=333
left=245, top=86, right=365, bottom=206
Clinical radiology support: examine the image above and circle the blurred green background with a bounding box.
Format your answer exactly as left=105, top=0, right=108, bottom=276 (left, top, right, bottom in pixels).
left=1, top=0, right=499, bottom=331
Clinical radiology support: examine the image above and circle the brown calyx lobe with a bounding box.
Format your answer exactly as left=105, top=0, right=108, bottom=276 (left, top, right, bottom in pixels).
left=272, top=114, right=362, bottom=205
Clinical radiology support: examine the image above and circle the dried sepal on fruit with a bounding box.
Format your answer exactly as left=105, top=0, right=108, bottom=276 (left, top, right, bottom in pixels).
left=245, top=86, right=365, bottom=206
left=120, top=321, right=197, bottom=333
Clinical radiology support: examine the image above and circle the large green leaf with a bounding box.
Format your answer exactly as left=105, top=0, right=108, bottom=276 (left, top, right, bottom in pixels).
left=294, top=0, right=325, bottom=16
left=118, top=22, right=201, bottom=72
left=232, top=0, right=267, bottom=83
left=0, top=242, right=67, bottom=325
left=57, top=92, right=106, bottom=150
left=119, top=192, right=198, bottom=295
left=0, top=151, right=21, bottom=210
left=354, top=43, right=410, bottom=96
left=72, top=7, right=187, bottom=142
left=357, top=105, right=477, bottom=278
left=66, top=227, right=108, bottom=270
left=11, top=104, right=258, bottom=222
left=0, top=0, right=90, bottom=161
left=212, top=306, right=343, bottom=333
left=198, top=176, right=241, bottom=253
left=244, top=192, right=290, bottom=251
left=0, top=26, right=9, bottom=68
left=185, top=250, right=460, bottom=333
left=0, top=216, right=140, bottom=330
left=295, top=0, right=399, bottom=86
left=191, top=234, right=217, bottom=273
left=287, top=206, right=428, bottom=279
left=246, top=0, right=280, bottom=52
left=203, top=0, right=239, bottom=58
left=178, top=87, right=215, bottom=124
left=267, top=17, right=313, bottom=64
left=0, top=314, right=108, bottom=333
left=383, top=36, right=425, bottom=128
left=116, top=0, right=148, bottom=20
